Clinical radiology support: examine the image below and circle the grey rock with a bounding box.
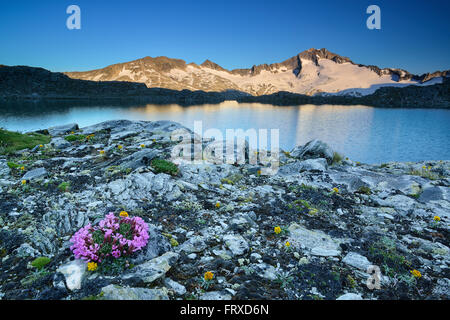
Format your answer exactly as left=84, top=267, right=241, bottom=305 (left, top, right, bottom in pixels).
left=419, top=186, right=444, bottom=203
left=342, top=252, right=372, bottom=271
left=164, top=278, right=187, bottom=295
left=122, top=252, right=179, bottom=283
left=120, top=149, right=161, bottom=170
left=223, top=234, right=249, bottom=256
left=14, top=243, right=39, bottom=258
left=22, top=167, right=47, bottom=180
left=48, top=123, right=79, bottom=136
left=131, top=224, right=171, bottom=264
left=51, top=137, right=72, bottom=150
left=432, top=278, right=450, bottom=299
left=287, top=223, right=342, bottom=256
left=199, top=291, right=232, bottom=300
left=101, top=285, right=169, bottom=300
left=311, top=247, right=341, bottom=257
left=298, top=158, right=328, bottom=172
left=106, top=172, right=182, bottom=209
left=253, top=263, right=278, bottom=280
left=0, top=160, right=10, bottom=178
left=57, top=259, right=87, bottom=291
left=290, top=139, right=334, bottom=164
left=336, top=293, right=363, bottom=300
left=178, top=235, right=207, bottom=254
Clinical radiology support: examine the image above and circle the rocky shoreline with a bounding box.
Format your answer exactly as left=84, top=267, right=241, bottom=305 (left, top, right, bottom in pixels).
left=0, top=120, right=449, bottom=300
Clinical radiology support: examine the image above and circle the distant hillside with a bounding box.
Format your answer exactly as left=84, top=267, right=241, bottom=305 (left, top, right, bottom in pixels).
left=0, top=65, right=449, bottom=108
left=237, top=78, right=450, bottom=108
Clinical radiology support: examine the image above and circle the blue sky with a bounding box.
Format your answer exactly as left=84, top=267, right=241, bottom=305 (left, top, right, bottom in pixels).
left=0, top=0, right=449, bottom=74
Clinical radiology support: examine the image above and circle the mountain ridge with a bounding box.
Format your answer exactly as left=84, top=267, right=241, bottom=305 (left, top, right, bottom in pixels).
left=64, top=48, right=449, bottom=96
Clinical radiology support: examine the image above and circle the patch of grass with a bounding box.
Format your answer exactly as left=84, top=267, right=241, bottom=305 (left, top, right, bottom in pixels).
left=64, top=134, right=86, bottom=142
left=21, top=269, right=51, bottom=287
left=221, top=173, right=244, bottom=185
left=7, top=161, right=21, bottom=169
left=332, top=152, right=344, bottom=164
left=82, top=292, right=105, bottom=300
left=357, top=186, right=372, bottom=195
left=58, top=181, right=71, bottom=192
left=0, top=128, right=50, bottom=155
left=368, top=237, right=410, bottom=277
left=409, top=168, right=440, bottom=180
left=151, top=158, right=179, bottom=176
left=31, top=256, right=51, bottom=270
left=289, top=199, right=321, bottom=216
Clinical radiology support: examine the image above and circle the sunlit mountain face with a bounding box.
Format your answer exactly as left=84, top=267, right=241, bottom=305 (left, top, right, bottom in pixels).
left=64, top=48, right=448, bottom=97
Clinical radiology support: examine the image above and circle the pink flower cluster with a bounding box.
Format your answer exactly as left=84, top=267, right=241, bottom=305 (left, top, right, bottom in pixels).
left=70, top=212, right=149, bottom=263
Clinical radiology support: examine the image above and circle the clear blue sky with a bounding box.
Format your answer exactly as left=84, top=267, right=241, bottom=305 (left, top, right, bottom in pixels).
left=0, top=0, right=449, bottom=74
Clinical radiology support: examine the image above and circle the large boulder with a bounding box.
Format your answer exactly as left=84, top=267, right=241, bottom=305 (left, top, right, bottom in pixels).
left=22, top=167, right=47, bottom=180
left=290, top=140, right=335, bottom=164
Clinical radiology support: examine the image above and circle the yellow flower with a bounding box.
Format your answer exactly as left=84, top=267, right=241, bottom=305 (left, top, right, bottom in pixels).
left=87, top=262, right=98, bottom=272
left=117, top=145, right=123, bottom=150
left=141, top=144, right=145, bottom=148
left=274, top=226, right=281, bottom=234
left=70, top=131, right=75, bottom=134
left=20, top=166, right=25, bottom=171
left=422, top=165, right=427, bottom=170
left=39, top=144, right=44, bottom=148
left=119, top=211, right=129, bottom=217
left=332, top=187, right=339, bottom=193
left=21, top=180, right=27, bottom=185
left=434, top=216, right=441, bottom=222
left=427, top=166, right=431, bottom=170
left=204, top=271, right=214, bottom=281
left=410, top=269, right=422, bottom=278
left=215, top=202, right=221, bottom=208
left=99, top=150, right=105, bottom=155
left=285, top=241, right=291, bottom=247
left=257, top=170, right=262, bottom=176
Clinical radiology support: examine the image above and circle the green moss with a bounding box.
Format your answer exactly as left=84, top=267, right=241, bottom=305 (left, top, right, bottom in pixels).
left=346, top=275, right=357, bottom=288
left=58, top=181, right=71, bottom=192
left=82, top=292, right=105, bottom=300
left=7, top=161, right=21, bottom=169
left=409, top=169, right=440, bottom=180
left=332, top=152, right=344, bottom=164
left=368, top=237, right=409, bottom=277
left=170, top=238, right=179, bottom=247
left=357, top=186, right=372, bottom=195
left=64, top=134, right=86, bottom=142
left=31, top=256, right=51, bottom=270
left=0, top=128, right=50, bottom=155
left=221, top=173, right=244, bottom=185
left=151, top=158, right=179, bottom=176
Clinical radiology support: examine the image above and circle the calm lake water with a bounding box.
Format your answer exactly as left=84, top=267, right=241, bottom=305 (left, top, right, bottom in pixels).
left=1, top=100, right=449, bottom=164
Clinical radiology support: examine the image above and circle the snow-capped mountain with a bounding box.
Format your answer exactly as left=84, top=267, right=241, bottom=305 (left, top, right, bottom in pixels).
left=65, top=48, right=448, bottom=96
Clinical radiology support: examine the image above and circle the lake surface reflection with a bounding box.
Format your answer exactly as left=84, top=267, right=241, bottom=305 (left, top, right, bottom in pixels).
left=1, top=100, right=449, bottom=164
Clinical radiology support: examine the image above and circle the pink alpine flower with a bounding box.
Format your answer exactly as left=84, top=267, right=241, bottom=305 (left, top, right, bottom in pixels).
left=70, top=212, right=149, bottom=263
